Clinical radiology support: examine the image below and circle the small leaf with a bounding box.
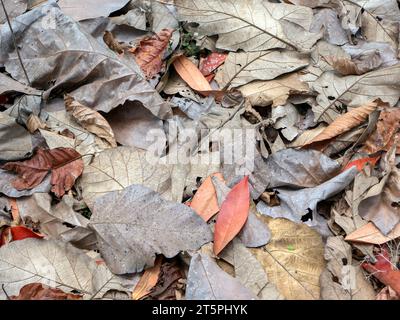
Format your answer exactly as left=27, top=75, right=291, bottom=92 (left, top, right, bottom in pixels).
left=190, top=173, right=224, bottom=222
left=345, top=222, right=400, bottom=245
left=10, top=283, right=82, bottom=300
left=130, top=29, right=174, bottom=79
left=213, top=176, right=250, bottom=255
left=344, top=156, right=380, bottom=172
left=2, top=147, right=84, bottom=198
left=173, top=55, right=213, bottom=93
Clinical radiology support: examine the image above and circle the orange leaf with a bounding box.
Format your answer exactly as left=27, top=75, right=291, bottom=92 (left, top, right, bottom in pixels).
left=132, top=256, right=163, bottom=300
left=0, top=226, right=43, bottom=247
left=343, top=156, right=380, bottom=172
left=8, top=198, right=20, bottom=223
left=362, top=248, right=400, bottom=296
left=10, top=283, right=82, bottom=300
left=173, top=55, right=213, bottom=93
left=345, top=222, right=400, bottom=245
left=303, top=99, right=385, bottom=150
left=213, top=176, right=250, bottom=255
left=130, top=29, right=174, bottom=79
left=190, top=173, right=225, bottom=222
left=2, top=147, right=84, bottom=198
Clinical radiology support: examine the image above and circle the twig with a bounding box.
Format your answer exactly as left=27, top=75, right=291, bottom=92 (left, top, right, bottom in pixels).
left=0, top=0, right=31, bottom=86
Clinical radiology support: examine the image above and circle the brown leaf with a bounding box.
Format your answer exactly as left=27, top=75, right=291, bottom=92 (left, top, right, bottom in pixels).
left=132, top=256, right=163, bottom=300
left=2, top=147, right=84, bottom=198
left=325, top=52, right=383, bottom=76
left=345, top=222, right=400, bottom=245
left=214, top=176, right=250, bottom=255
left=10, top=283, right=82, bottom=300
left=303, top=99, right=386, bottom=150
left=103, top=31, right=127, bottom=55
left=130, top=29, right=174, bottom=79
left=173, top=55, right=213, bottom=93
left=190, top=173, right=225, bottom=222
left=362, top=107, right=400, bottom=154
left=65, top=95, right=117, bottom=147
left=26, top=114, right=46, bottom=134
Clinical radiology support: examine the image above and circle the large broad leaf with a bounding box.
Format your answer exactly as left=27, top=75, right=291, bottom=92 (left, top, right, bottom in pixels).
left=89, top=184, right=212, bottom=274
left=312, top=64, right=400, bottom=123
left=215, top=50, right=309, bottom=88
left=0, top=3, right=172, bottom=120
left=186, top=253, right=257, bottom=300
left=321, top=236, right=375, bottom=300
left=80, top=146, right=172, bottom=210
left=58, top=0, right=130, bottom=21
left=175, top=0, right=321, bottom=52
left=251, top=218, right=325, bottom=300
left=0, top=238, right=112, bottom=299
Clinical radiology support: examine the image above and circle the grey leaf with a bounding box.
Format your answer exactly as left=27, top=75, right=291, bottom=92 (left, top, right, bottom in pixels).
left=89, top=184, right=212, bottom=274
left=186, top=253, right=257, bottom=300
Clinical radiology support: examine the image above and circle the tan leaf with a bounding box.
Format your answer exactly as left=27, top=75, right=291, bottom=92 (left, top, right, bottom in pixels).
left=173, top=55, right=213, bottom=93
left=65, top=95, right=117, bottom=148
left=239, top=73, right=310, bottom=107
left=345, top=222, right=400, bottom=245
left=303, top=99, right=385, bottom=149
left=251, top=218, right=325, bottom=300
left=132, top=256, right=163, bottom=300
left=26, top=114, right=47, bottom=134
left=325, top=52, right=382, bottom=76
left=130, top=29, right=174, bottom=79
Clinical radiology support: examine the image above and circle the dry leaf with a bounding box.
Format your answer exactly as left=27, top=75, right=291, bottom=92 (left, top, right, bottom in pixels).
left=90, top=184, right=212, bottom=274
left=199, top=52, right=227, bottom=79
left=3, top=147, right=84, bottom=198
left=130, top=29, right=174, bottom=79
left=10, top=283, right=82, bottom=300
left=173, top=55, right=213, bottom=93
left=190, top=173, right=224, bottom=222
left=214, top=176, right=250, bottom=255
left=303, top=99, right=386, bottom=150
left=26, top=114, right=46, bottom=134
left=251, top=218, right=325, bottom=300
left=345, top=222, right=400, bottom=245
left=65, top=95, right=117, bottom=147
left=175, top=0, right=321, bottom=52
left=239, top=73, right=310, bottom=107
left=132, top=256, right=163, bottom=300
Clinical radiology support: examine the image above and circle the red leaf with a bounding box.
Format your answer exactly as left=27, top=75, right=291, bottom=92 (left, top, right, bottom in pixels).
left=0, top=226, right=43, bottom=247
left=199, top=52, right=227, bottom=78
left=213, top=176, right=250, bottom=255
left=344, top=156, right=380, bottom=172
left=190, top=173, right=225, bottom=222
left=362, top=248, right=400, bottom=295
left=10, top=283, right=82, bottom=300
left=2, top=147, right=84, bottom=197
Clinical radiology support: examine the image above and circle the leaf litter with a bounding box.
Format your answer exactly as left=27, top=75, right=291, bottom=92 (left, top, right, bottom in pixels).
left=0, top=0, right=400, bottom=300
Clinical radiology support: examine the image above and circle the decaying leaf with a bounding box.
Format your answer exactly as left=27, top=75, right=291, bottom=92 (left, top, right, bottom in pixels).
left=175, top=0, right=321, bottom=52
left=251, top=218, right=325, bottom=300
left=214, top=176, right=250, bottom=255
left=65, top=95, right=117, bottom=147
left=215, top=50, right=309, bottom=89
left=10, top=283, right=82, bottom=300
left=132, top=256, right=163, bottom=300
left=130, top=29, right=174, bottom=79
left=3, top=147, right=84, bottom=198
left=90, top=184, right=212, bottom=274
left=186, top=253, right=257, bottom=300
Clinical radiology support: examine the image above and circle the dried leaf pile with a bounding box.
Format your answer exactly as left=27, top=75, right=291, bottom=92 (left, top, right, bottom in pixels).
left=0, top=0, right=400, bottom=300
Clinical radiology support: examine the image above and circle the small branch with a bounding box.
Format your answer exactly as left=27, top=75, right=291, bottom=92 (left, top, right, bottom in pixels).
left=0, top=0, right=31, bottom=86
